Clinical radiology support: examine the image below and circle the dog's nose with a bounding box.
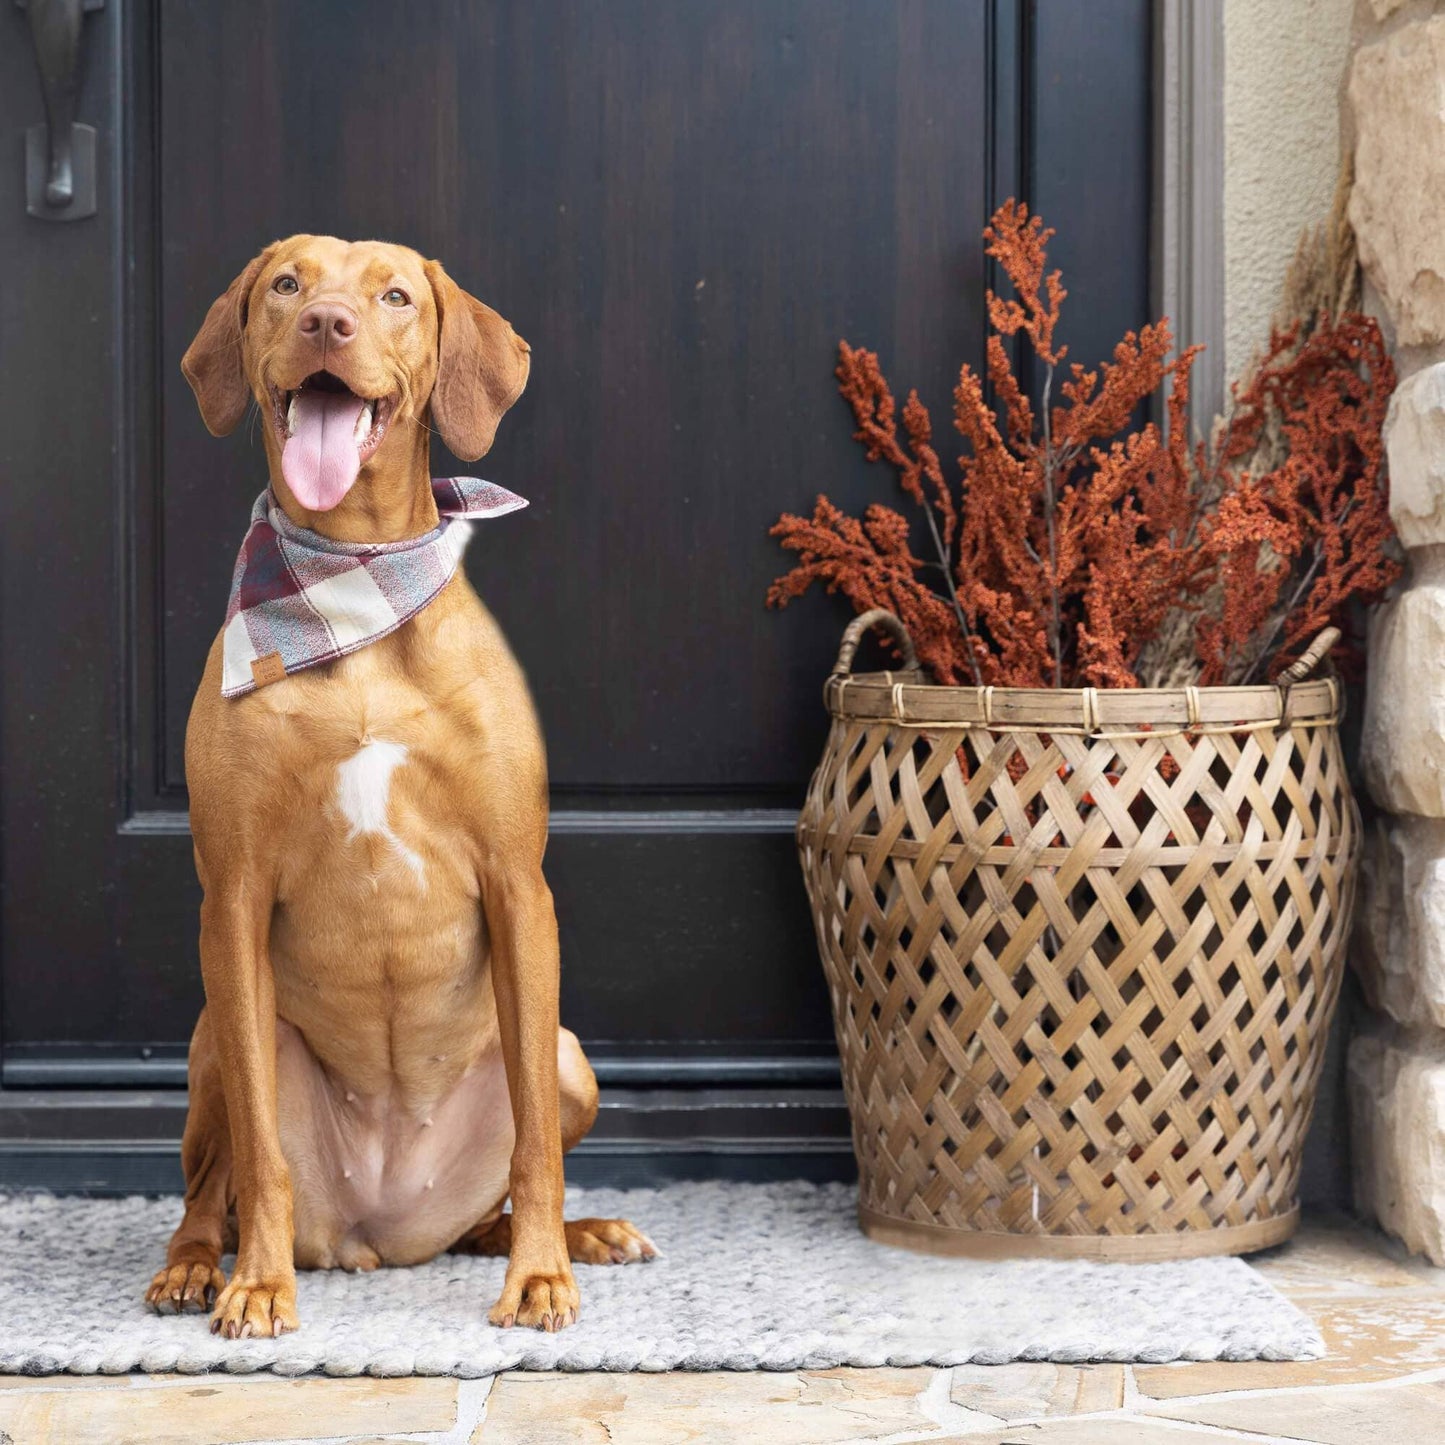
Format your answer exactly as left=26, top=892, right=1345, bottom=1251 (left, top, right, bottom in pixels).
left=297, top=301, right=358, bottom=348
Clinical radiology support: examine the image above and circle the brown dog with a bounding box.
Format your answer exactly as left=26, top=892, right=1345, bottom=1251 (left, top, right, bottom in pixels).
left=146, top=235, right=652, bottom=1340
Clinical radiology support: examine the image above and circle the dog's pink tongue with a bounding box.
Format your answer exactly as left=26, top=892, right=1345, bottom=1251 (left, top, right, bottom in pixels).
left=281, top=390, right=368, bottom=511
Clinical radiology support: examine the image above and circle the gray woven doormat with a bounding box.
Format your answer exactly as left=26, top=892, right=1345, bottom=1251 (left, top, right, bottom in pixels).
left=0, top=1181, right=1321, bottom=1376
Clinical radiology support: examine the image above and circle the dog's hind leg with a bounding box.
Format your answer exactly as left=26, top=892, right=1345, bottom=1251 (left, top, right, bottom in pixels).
left=447, top=1029, right=656, bottom=1269
left=145, top=1007, right=232, bottom=1313
left=452, top=1212, right=657, bottom=1266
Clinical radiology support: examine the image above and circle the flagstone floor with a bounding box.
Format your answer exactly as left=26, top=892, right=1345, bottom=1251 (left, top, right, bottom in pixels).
left=2, top=1214, right=1442, bottom=1444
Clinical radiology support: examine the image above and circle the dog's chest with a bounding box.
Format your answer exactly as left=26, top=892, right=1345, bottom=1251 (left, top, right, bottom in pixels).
left=328, top=733, right=427, bottom=885
left=267, top=659, right=482, bottom=906
left=258, top=661, right=500, bottom=1105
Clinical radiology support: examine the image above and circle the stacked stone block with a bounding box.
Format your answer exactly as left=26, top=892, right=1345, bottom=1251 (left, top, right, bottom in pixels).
left=1349, top=8, right=1445, bottom=1262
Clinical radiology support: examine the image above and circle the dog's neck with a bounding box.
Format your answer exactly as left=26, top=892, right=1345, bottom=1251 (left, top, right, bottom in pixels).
left=264, top=419, right=440, bottom=545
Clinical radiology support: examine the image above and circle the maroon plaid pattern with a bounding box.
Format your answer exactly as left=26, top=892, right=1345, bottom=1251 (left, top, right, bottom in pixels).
left=221, top=478, right=528, bottom=696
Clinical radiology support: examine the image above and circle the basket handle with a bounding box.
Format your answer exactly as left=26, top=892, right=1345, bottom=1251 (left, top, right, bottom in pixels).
left=831, top=608, right=920, bottom=677
left=1272, top=627, right=1341, bottom=686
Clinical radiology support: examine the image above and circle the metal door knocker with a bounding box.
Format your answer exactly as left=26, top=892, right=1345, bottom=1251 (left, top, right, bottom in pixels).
left=17, top=0, right=104, bottom=221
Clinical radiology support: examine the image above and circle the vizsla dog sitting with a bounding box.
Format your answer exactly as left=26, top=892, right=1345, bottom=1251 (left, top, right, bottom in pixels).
left=147, top=236, right=652, bottom=1339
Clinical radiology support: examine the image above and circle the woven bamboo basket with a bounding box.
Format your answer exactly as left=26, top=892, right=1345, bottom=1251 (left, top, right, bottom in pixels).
left=797, top=608, right=1358, bottom=1260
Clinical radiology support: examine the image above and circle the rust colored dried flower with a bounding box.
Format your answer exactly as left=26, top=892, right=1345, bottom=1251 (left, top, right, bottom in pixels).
left=1195, top=316, right=1398, bottom=683
left=768, top=200, right=1398, bottom=688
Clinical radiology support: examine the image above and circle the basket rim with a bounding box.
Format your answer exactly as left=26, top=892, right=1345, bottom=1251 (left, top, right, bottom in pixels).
left=824, top=668, right=1340, bottom=734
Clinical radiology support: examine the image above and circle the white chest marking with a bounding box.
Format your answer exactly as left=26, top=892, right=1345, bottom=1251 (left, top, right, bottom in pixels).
left=335, top=739, right=425, bottom=883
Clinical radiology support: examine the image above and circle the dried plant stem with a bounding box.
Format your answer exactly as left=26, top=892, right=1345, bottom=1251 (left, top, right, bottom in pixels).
left=922, top=502, right=984, bottom=686
left=1040, top=363, right=1063, bottom=688
left=1237, top=498, right=1351, bottom=685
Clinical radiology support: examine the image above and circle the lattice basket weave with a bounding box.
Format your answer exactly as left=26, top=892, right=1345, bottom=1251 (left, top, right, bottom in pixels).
left=797, top=609, right=1359, bottom=1260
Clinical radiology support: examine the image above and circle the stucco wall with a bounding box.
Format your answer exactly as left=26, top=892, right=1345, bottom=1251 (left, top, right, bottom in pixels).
left=1222, top=0, right=1354, bottom=382
left=1219, top=0, right=1358, bottom=1213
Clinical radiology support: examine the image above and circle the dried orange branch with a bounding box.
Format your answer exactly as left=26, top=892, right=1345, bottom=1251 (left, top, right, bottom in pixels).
left=768, top=201, right=1399, bottom=688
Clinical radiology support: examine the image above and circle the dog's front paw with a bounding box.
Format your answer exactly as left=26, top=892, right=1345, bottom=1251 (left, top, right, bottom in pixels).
left=489, top=1266, right=579, bottom=1332
left=146, top=1257, right=226, bottom=1314
left=209, top=1272, right=299, bottom=1339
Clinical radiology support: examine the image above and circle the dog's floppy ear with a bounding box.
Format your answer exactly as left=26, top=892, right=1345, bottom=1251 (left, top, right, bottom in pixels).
left=425, top=260, right=531, bottom=461
left=181, top=245, right=275, bottom=437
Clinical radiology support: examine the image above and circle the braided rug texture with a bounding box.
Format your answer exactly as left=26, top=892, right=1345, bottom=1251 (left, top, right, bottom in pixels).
left=0, top=1181, right=1321, bottom=1377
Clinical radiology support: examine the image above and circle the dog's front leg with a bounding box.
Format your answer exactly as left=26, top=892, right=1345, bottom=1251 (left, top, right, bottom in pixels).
left=198, top=878, right=298, bottom=1339
left=484, top=863, right=577, bottom=1331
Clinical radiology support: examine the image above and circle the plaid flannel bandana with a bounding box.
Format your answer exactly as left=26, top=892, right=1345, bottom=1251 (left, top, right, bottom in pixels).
left=220, top=477, right=528, bottom=696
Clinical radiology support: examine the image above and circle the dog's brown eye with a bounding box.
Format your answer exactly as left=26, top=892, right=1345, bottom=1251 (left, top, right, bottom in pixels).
left=273, top=276, right=299, bottom=296
left=382, top=288, right=410, bottom=307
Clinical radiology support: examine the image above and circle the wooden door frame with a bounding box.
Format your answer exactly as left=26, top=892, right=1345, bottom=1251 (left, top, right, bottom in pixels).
left=1153, top=0, right=1225, bottom=429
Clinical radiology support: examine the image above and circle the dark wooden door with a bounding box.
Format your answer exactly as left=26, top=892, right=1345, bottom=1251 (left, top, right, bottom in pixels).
left=0, top=0, right=1152, bottom=1185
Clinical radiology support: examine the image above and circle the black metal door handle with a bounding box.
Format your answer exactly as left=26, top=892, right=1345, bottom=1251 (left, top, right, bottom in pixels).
left=16, top=0, right=103, bottom=221
left=25, top=0, right=83, bottom=206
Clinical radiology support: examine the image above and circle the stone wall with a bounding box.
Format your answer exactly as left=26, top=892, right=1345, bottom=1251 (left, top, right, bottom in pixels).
left=1349, top=1, right=1445, bottom=1261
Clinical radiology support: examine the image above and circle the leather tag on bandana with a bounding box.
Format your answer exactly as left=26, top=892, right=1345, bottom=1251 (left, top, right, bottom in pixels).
left=250, top=652, right=287, bottom=688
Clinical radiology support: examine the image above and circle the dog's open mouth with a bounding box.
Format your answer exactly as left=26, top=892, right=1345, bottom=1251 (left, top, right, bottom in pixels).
left=270, top=371, right=395, bottom=512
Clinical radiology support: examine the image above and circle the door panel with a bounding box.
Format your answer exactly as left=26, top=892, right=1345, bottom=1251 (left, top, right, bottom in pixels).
left=156, top=1, right=993, bottom=799
left=0, top=1, right=1153, bottom=1170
